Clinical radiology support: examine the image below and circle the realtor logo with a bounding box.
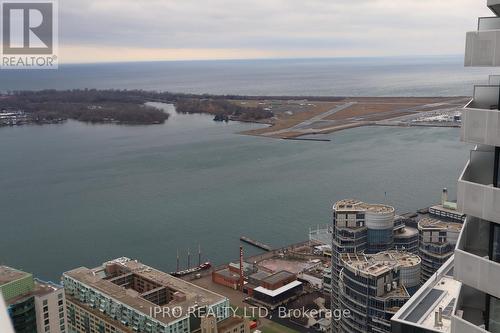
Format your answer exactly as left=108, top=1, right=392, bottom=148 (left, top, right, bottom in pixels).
left=1, top=0, right=58, bottom=69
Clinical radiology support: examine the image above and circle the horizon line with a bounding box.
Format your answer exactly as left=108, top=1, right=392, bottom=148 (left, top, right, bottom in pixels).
left=58, top=54, right=464, bottom=66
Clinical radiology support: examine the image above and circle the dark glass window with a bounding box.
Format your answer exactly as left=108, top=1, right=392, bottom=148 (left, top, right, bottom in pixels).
left=492, top=224, right=500, bottom=263
left=489, top=296, right=500, bottom=333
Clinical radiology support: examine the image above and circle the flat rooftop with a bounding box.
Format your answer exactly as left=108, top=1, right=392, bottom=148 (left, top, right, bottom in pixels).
left=341, top=251, right=420, bottom=276
left=64, top=258, right=227, bottom=325
left=217, top=316, right=246, bottom=331
left=392, top=257, right=458, bottom=333
left=0, top=266, right=30, bottom=285
left=430, top=204, right=464, bottom=215
left=228, top=261, right=254, bottom=273
left=334, top=199, right=395, bottom=214
left=6, top=281, right=61, bottom=306
left=249, top=271, right=271, bottom=282
left=262, top=271, right=295, bottom=285
left=394, top=226, right=419, bottom=238
left=215, top=268, right=240, bottom=281
left=254, top=280, right=302, bottom=297
left=257, top=258, right=316, bottom=275
left=384, top=250, right=421, bottom=268
left=418, top=217, right=463, bottom=232
left=341, top=252, right=397, bottom=277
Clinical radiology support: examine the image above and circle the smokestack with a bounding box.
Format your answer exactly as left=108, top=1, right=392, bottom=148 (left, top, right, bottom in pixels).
left=176, top=249, right=180, bottom=272
left=198, top=244, right=202, bottom=266
left=438, top=307, right=443, bottom=325
left=434, top=312, right=440, bottom=327
left=239, top=246, right=244, bottom=292
left=441, top=188, right=448, bottom=205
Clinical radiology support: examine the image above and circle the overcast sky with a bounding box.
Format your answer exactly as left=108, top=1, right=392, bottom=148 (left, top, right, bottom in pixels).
left=59, top=0, right=492, bottom=63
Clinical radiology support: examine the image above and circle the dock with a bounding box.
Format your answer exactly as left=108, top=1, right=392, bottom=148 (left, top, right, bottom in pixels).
left=240, top=236, right=272, bottom=251
left=282, top=137, right=331, bottom=142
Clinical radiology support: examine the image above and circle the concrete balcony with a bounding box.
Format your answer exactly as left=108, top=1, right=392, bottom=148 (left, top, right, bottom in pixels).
left=454, top=217, right=500, bottom=299
left=488, top=75, right=500, bottom=84
left=479, top=16, right=500, bottom=31
left=452, top=280, right=490, bottom=333
left=452, top=316, right=489, bottom=333
left=489, top=0, right=500, bottom=16
left=465, top=30, right=500, bottom=66
left=461, top=95, right=500, bottom=146
left=477, top=16, right=500, bottom=31
left=461, top=108, right=500, bottom=146
left=457, top=147, right=500, bottom=224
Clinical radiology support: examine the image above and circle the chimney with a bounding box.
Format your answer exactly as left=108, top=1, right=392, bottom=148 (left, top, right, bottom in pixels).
left=176, top=249, right=180, bottom=273
left=239, top=246, right=244, bottom=292
left=198, top=244, right=202, bottom=266
left=441, top=188, right=448, bottom=205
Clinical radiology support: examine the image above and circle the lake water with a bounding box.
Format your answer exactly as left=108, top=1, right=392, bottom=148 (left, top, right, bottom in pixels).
left=0, top=103, right=470, bottom=281
left=0, top=56, right=497, bottom=96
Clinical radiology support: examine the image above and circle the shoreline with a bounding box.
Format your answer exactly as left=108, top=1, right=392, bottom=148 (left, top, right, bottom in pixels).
left=1, top=92, right=467, bottom=137
left=237, top=96, right=467, bottom=139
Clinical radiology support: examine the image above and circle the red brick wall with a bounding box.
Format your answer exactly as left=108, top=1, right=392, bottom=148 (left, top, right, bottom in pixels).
left=212, top=271, right=239, bottom=289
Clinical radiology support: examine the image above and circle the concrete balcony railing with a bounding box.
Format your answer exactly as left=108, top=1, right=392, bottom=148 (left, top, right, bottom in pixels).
left=465, top=30, right=500, bottom=66
left=452, top=313, right=489, bottom=333
left=451, top=277, right=490, bottom=333
left=478, top=16, right=500, bottom=31
left=488, top=0, right=500, bottom=16
left=461, top=94, right=500, bottom=146
left=457, top=147, right=500, bottom=224
left=451, top=315, right=489, bottom=333
left=467, top=85, right=500, bottom=109
left=454, top=217, right=500, bottom=299
left=488, top=74, right=500, bottom=84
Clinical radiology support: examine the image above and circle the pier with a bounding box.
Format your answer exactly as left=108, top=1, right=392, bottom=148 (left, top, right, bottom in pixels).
left=240, top=236, right=272, bottom=251
left=282, top=137, right=331, bottom=142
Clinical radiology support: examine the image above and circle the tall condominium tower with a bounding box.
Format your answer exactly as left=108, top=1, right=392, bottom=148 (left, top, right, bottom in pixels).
left=0, top=266, right=67, bottom=333
left=418, top=217, right=462, bottom=283
left=339, top=250, right=420, bottom=333
left=331, top=200, right=369, bottom=312
left=393, top=1, right=500, bottom=332
left=331, top=199, right=395, bottom=331
left=453, top=0, right=500, bottom=331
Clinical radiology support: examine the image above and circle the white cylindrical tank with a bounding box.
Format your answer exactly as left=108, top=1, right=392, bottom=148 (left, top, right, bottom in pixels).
left=365, top=206, right=395, bottom=230
left=365, top=205, right=396, bottom=252
left=398, top=255, right=421, bottom=289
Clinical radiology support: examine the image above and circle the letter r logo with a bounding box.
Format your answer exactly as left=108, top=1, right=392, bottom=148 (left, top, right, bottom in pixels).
left=2, top=1, right=53, bottom=54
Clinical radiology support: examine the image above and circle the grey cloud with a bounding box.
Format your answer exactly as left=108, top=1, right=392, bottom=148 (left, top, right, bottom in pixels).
left=59, top=0, right=492, bottom=55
